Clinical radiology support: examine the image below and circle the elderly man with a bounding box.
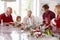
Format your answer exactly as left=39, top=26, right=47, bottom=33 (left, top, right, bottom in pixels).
left=23, top=10, right=37, bottom=29
left=0, top=7, right=13, bottom=23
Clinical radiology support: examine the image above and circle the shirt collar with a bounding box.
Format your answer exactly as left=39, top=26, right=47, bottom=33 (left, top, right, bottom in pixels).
left=5, top=13, right=8, bottom=17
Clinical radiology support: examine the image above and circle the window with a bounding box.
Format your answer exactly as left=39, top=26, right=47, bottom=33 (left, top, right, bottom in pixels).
left=21, top=0, right=39, bottom=21
left=6, top=0, right=33, bottom=21
left=0, top=0, right=38, bottom=21
left=0, top=1, right=4, bottom=14
left=21, top=0, right=32, bottom=21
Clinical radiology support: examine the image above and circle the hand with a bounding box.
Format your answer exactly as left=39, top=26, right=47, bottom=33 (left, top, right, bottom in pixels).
left=9, top=22, right=15, bottom=26
left=57, top=28, right=60, bottom=32
left=17, top=24, right=21, bottom=27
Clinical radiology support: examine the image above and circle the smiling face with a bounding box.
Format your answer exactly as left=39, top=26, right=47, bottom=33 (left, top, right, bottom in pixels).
left=55, top=5, right=60, bottom=15
left=43, top=8, right=49, bottom=12
left=16, top=16, right=21, bottom=22
left=27, top=10, right=32, bottom=17
left=42, top=4, right=49, bottom=12
left=6, top=7, right=12, bottom=15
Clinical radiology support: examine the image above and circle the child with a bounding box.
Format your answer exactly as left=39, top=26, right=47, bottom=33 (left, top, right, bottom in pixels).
left=15, top=16, right=22, bottom=27
left=16, top=16, right=21, bottom=23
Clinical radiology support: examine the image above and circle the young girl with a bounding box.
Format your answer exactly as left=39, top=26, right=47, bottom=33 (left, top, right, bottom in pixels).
left=16, top=16, right=21, bottom=23
left=15, top=16, right=22, bottom=27
left=54, top=5, right=60, bottom=33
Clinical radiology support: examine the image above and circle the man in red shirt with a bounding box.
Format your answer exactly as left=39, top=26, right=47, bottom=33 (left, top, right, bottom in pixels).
left=0, top=7, right=13, bottom=23
left=42, top=4, right=55, bottom=30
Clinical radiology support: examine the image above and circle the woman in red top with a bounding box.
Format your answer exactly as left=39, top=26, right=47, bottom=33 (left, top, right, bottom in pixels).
left=55, top=5, right=60, bottom=32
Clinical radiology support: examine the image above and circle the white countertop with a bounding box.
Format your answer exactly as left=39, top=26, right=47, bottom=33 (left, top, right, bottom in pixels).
left=0, top=25, right=59, bottom=40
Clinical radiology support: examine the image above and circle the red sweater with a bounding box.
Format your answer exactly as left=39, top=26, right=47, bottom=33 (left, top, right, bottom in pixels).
left=43, top=10, right=55, bottom=25
left=43, top=10, right=55, bottom=30
left=55, top=16, right=60, bottom=28
left=0, top=13, right=13, bottom=23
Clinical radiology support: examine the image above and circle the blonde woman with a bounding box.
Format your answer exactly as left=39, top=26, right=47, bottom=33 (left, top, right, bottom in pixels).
left=54, top=4, right=60, bottom=33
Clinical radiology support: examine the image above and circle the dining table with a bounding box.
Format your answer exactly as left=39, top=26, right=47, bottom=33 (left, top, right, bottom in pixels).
left=0, top=24, right=59, bottom=40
